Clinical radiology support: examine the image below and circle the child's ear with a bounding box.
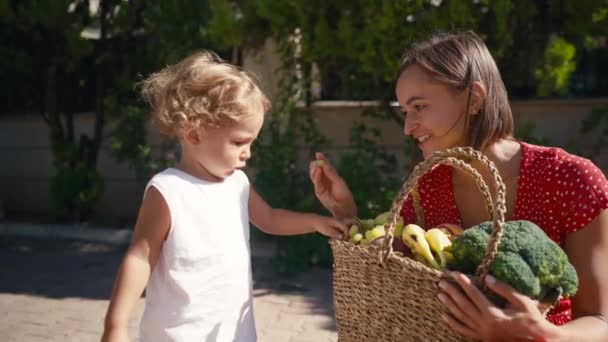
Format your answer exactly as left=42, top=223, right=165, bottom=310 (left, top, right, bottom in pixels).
left=185, top=128, right=201, bottom=145
left=469, top=81, right=487, bottom=115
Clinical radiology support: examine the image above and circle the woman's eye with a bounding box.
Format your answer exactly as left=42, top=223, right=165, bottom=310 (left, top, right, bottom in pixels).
left=401, top=105, right=425, bottom=117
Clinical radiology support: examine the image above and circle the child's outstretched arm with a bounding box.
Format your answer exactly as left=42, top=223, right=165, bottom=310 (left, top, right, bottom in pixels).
left=249, top=187, right=348, bottom=240
left=102, top=187, right=170, bottom=342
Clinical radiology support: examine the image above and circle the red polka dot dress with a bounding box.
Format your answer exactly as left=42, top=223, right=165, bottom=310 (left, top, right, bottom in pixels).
left=400, top=141, right=608, bottom=325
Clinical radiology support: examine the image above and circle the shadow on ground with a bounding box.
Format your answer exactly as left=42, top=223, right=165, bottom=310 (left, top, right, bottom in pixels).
left=0, top=236, right=336, bottom=331
left=252, top=252, right=337, bottom=331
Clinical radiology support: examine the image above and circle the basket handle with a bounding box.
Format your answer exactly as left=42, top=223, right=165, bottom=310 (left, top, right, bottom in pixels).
left=380, top=147, right=507, bottom=282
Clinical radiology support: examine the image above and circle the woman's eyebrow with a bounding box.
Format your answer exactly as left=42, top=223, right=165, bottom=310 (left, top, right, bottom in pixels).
left=405, top=96, right=425, bottom=105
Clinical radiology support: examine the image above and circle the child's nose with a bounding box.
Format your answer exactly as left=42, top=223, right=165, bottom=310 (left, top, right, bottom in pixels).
left=241, top=146, right=251, bottom=160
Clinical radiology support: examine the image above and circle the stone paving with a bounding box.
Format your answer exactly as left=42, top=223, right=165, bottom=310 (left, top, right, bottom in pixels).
left=0, top=236, right=337, bottom=342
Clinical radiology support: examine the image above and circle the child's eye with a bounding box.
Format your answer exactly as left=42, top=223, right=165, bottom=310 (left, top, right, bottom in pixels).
left=232, top=140, right=246, bottom=146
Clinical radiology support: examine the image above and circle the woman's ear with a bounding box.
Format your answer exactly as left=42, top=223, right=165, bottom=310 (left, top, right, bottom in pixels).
left=469, top=81, right=487, bottom=115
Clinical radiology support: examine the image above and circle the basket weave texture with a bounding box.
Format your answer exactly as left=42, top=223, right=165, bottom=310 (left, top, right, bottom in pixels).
left=330, top=147, right=516, bottom=342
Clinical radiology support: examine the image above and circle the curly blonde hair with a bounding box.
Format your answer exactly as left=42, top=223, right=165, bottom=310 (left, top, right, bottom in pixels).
left=140, top=50, right=270, bottom=137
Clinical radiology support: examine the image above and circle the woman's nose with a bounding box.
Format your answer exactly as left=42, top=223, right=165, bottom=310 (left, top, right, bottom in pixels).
left=403, top=115, right=418, bottom=136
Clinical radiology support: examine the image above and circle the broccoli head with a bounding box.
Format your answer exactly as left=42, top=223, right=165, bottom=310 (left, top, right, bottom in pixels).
left=489, top=251, right=542, bottom=298
left=448, top=220, right=578, bottom=303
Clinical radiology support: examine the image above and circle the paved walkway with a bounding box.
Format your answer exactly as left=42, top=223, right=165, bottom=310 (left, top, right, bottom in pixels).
left=0, top=236, right=337, bottom=342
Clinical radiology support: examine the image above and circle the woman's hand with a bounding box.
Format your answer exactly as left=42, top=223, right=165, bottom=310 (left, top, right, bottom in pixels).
left=438, top=272, right=559, bottom=341
left=309, top=152, right=357, bottom=220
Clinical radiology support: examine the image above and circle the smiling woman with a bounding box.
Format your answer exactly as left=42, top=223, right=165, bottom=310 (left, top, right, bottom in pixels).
left=310, top=31, right=608, bottom=341
left=397, top=65, right=475, bottom=159
left=396, top=32, right=513, bottom=160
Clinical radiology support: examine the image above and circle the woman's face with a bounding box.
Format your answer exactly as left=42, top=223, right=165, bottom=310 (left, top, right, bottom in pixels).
left=396, top=65, right=471, bottom=159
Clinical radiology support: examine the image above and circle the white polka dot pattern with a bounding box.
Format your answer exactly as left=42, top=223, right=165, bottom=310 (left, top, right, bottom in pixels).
left=399, top=141, right=608, bottom=326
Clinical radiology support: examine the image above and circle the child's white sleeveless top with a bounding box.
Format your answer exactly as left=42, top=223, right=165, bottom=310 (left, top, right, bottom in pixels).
left=139, top=168, right=255, bottom=342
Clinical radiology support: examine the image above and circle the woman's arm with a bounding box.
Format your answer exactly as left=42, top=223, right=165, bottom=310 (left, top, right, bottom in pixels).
left=102, top=187, right=171, bottom=341
left=438, top=210, right=608, bottom=342
left=249, top=187, right=348, bottom=239
left=550, top=209, right=608, bottom=341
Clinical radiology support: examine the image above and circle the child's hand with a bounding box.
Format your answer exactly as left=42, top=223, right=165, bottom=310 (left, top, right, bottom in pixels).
left=311, top=214, right=349, bottom=240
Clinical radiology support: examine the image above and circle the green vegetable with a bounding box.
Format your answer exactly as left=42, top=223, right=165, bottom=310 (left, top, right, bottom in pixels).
left=448, top=220, right=578, bottom=303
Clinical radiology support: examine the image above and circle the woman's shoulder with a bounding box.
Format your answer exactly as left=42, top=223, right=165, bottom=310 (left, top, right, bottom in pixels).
left=519, top=141, right=608, bottom=234
left=520, top=141, right=604, bottom=177
left=520, top=141, right=568, bottom=164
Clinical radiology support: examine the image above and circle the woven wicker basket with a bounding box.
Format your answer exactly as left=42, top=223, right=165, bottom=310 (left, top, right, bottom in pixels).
left=330, top=147, right=517, bottom=342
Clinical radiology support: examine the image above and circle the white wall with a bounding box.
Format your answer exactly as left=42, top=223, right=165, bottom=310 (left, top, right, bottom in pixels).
left=1, top=97, right=607, bottom=221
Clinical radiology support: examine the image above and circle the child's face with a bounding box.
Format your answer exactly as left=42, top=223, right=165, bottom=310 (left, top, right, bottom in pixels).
left=396, top=65, right=470, bottom=159
left=186, top=111, right=264, bottom=181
